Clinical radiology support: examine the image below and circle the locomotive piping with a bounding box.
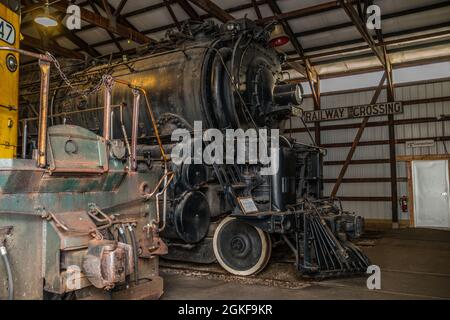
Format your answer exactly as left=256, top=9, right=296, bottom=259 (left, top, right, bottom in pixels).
left=113, top=79, right=168, bottom=162
left=155, top=165, right=175, bottom=233
left=119, top=102, right=132, bottom=169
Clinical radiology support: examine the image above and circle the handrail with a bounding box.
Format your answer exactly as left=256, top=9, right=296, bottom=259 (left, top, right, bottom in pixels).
left=142, top=170, right=175, bottom=232
left=0, top=47, right=52, bottom=168
left=0, top=47, right=52, bottom=62
left=112, top=78, right=168, bottom=162
left=143, top=171, right=174, bottom=201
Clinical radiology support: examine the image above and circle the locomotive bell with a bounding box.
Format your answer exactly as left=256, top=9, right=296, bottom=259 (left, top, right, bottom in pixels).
left=269, top=24, right=290, bottom=48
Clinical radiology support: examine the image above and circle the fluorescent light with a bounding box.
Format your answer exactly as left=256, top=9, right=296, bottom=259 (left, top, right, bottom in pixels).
left=34, top=5, right=58, bottom=27
left=34, top=16, right=58, bottom=27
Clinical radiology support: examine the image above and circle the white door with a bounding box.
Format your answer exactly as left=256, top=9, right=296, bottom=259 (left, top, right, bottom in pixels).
left=412, top=160, right=450, bottom=228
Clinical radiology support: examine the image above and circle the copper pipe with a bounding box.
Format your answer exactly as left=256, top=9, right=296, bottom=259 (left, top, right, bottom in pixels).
left=0, top=47, right=51, bottom=167
left=19, top=104, right=124, bottom=122
left=22, top=121, right=28, bottom=159
left=113, top=78, right=167, bottom=162
left=157, top=163, right=172, bottom=232
left=37, top=61, right=51, bottom=168
left=141, top=89, right=167, bottom=161
left=118, top=103, right=132, bottom=169
left=131, top=90, right=141, bottom=171
left=143, top=171, right=174, bottom=201
left=0, top=47, right=52, bottom=62
left=103, top=78, right=113, bottom=141
left=144, top=170, right=174, bottom=231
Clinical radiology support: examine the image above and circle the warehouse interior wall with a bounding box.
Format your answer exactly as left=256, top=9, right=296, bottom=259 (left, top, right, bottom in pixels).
left=287, top=62, right=450, bottom=228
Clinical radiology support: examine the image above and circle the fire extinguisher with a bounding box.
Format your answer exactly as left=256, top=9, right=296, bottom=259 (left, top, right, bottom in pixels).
left=399, top=195, right=408, bottom=212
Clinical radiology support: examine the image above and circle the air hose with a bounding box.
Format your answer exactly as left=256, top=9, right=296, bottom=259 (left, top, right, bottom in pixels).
left=0, top=245, right=13, bottom=300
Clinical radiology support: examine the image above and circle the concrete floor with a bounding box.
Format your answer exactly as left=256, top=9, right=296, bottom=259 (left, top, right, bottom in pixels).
left=161, top=228, right=450, bottom=300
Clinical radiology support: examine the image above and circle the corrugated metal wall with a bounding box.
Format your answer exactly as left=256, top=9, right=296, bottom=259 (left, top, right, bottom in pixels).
left=287, top=78, right=450, bottom=222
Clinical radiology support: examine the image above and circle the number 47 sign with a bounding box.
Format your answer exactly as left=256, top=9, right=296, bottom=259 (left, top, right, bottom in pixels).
left=0, top=17, right=16, bottom=45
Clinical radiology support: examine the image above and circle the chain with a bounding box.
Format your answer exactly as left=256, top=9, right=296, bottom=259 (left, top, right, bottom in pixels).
left=45, top=52, right=112, bottom=98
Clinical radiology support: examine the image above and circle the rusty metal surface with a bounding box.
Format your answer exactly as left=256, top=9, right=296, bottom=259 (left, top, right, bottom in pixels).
left=0, top=44, right=167, bottom=299
left=131, top=90, right=141, bottom=171
left=48, top=211, right=96, bottom=249
left=0, top=138, right=164, bottom=299
left=47, top=125, right=109, bottom=174
left=82, top=240, right=134, bottom=289
left=103, top=78, right=112, bottom=142
left=111, top=276, right=164, bottom=300
left=0, top=214, right=44, bottom=299
left=37, top=60, right=50, bottom=168
left=0, top=168, right=124, bottom=193
left=139, top=224, right=168, bottom=258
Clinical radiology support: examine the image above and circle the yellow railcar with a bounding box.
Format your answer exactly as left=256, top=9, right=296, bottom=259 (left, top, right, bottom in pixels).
left=0, top=1, right=20, bottom=158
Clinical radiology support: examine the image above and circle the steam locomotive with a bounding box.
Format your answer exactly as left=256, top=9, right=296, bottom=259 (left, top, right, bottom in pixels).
left=20, top=18, right=370, bottom=278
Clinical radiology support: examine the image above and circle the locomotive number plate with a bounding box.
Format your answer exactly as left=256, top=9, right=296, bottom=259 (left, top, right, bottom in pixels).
left=0, top=17, right=16, bottom=45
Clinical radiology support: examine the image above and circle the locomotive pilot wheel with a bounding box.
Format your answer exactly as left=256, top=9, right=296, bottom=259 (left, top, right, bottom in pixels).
left=213, top=217, right=272, bottom=276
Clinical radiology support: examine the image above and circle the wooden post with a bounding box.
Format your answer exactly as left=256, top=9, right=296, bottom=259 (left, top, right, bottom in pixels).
left=385, top=47, right=399, bottom=228
left=313, top=78, right=321, bottom=146
left=330, top=72, right=387, bottom=197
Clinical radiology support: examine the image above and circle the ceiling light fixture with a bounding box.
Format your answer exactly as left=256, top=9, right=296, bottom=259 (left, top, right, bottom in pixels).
left=34, top=1, right=58, bottom=27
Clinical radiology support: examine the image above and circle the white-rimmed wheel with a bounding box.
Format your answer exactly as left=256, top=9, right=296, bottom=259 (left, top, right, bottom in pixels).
left=213, top=217, right=271, bottom=276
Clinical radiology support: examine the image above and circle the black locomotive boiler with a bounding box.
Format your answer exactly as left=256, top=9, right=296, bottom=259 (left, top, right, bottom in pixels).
left=31, top=19, right=370, bottom=277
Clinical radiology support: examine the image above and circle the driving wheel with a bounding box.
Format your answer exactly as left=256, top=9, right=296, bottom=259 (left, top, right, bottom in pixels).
left=213, top=217, right=271, bottom=276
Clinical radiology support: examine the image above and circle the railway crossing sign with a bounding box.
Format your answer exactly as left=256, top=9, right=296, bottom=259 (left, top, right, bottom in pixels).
left=303, top=101, right=403, bottom=123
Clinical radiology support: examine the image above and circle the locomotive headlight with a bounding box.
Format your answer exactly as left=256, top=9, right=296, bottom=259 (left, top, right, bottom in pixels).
left=273, top=83, right=304, bottom=106
left=293, top=84, right=304, bottom=105
left=6, top=54, right=18, bottom=73
left=34, top=2, right=58, bottom=27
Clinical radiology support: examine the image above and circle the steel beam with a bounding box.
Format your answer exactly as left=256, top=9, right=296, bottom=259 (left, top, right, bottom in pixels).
left=321, top=135, right=450, bottom=149
left=294, top=1, right=450, bottom=39
left=324, top=159, right=390, bottom=166
left=89, top=0, right=123, bottom=52
left=164, top=0, right=182, bottom=30
left=188, top=0, right=234, bottom=22
left=114, top=0, right=128, bottom=16
left=385, top=54, right=399, bottom=226
left=176, top=0, right=201, bottom=19
left=251, top=0, right=263, bottom=19
left=258, top=1, right=341, bottom=24
left=49, top=0, right=156, bottom=44
left=21, top=35, right=85, bottom=60
left=341, top=0, right=386, bottom=66
left=56, top=21, right=101, bottom=57
left=324, top=178, right=407, bottom=183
